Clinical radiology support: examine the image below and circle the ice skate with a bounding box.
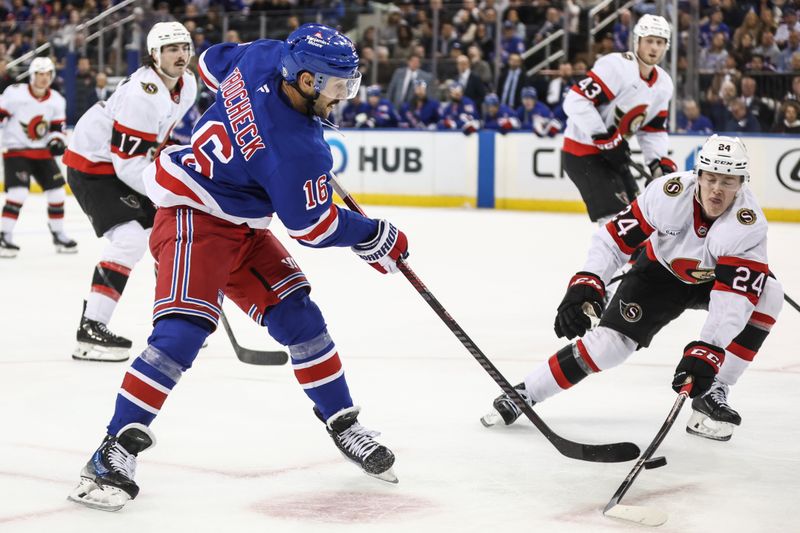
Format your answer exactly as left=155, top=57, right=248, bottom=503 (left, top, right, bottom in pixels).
left=318, top=406, right=397, bottom=483
left=67, top=423, right=155, bottom=511
left=480, top=383, right=535, bottom=427
left=686, top=380, right=741, bottom=441
left=73, top=305, right=132, bottom=362
left=0, top=232, right=19, bottom=258
left=51, top=230, right=78, bottom=254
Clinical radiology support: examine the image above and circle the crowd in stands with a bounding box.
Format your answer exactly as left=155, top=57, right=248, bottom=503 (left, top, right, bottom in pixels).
left=1, top=1, right=799, bottom=134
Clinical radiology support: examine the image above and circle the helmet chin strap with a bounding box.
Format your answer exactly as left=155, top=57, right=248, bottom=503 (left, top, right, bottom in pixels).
left=290, top=78, right=323, bottom=118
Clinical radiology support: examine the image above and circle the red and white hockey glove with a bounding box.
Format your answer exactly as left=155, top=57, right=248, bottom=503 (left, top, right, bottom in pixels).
left=592, top=127, right=630, bottom=169
left=554, top=272, right=605, bottom=339
left=352, top=219, right=409, bottom=274
left=647, top=157, right=678, bottom=180
left=672, top=341, right=725, bottom=397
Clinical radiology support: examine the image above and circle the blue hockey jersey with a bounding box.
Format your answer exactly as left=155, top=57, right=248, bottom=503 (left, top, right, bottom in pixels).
left=143, top=40, right=377, bottom=248
left=399, top=98, right=440, bottom=129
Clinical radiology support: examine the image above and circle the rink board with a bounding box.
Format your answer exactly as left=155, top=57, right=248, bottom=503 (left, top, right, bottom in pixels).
left=2, top=130, right=799, bottom=220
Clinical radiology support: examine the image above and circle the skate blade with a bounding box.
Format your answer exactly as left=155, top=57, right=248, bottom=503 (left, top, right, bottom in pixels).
left=480, top=409, right=503, bottom=427
left=0, top=249, right=18, bottom=258
left=72, top=343, right=130, bottom=362
left=685, top=411, right=734, bottom=441
left=367, top=466, right=398, bottom=484
left=55, top=245, right=79, bottom=254
left=67, top=477, right=130, bottom=512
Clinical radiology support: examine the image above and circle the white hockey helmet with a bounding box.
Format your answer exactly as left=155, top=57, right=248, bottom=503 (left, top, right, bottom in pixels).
left=633, top=14, right=671, bottom=58
left=695, top=134, right=750, bottom=182
left=147, top=21, right=193, bottom=69
left=28, top=57, right=55, bottom=78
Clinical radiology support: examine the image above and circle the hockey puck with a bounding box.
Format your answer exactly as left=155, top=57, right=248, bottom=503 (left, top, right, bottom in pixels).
left=643, top=456, right=667, bottom=469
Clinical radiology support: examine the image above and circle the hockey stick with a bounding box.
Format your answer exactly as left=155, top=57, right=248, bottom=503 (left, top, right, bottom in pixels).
left=784, top=293, right=800, bottom=314
left=329, top=173, right=640, bottom=463
left=219, top=309, right=288, bottom=365
left=603, top=380, right=693, bottom=527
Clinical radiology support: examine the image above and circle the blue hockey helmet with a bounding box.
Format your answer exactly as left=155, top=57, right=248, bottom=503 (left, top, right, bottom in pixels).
left=521, top=86, right=538, bottom=100
left=485, top=93, right=499, bottom=106
left=366, top=85, right=382, bottom=98
left=281, top=23, right=361, bottom=100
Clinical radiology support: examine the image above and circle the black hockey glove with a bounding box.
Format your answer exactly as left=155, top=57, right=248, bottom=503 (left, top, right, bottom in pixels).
left=554, top=272, right=605, bottom=340
left=647, top=157, right=678, bottom=181
left=47, top=137, right=66, bottom=156
left=592, top=127, right=630, bottom=169
left=672, top=341, right=725, bottom=398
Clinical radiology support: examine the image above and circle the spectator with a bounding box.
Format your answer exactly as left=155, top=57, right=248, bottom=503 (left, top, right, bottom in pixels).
left=546, top=62, right=576, bottom=108
left=706, top=79, right=738, bottom=128
left=724, top=98, right=761, bottom=132
left=534, top=7, right=562, bottom=44
left=677, top=99, right=714, bottom=133
left=745, top=53, right=776, bottom=72
left=0, top=59, right=13, bottom=93
left=788, top=51, right=800, bottom=72
left=473, top=22, right=495, bottom=61
left=467, top=44, right=493, bottom=87
left=437, top=81, right=479, bottom=134
left=783, top=75, right=800, bottom=101
left=436, top=22, right=460, bottom=57
left=612, top=9, right=632, bottom=52
left=732, top=10, right=763, bottom=51
left=455, top=53, right=487, bottom=108
left=500, top=20, right=525, bottom=62
left=731, top=31, right=756, bottom=67
left=224, top=30, right=241, bottom=43
left=69, top=57, right=97, bottom=125
left=752, top=31, right=780, bottom=67
left=339, top=90, right=369, bottom=128
left=399, top=79, right=440, bottom=129
left=386, top=54, right=434, bottom=109
left=771, top=101, right=800, bottom=133
left=516, top=86, right=559, bottom=137
left=94, top=71, right=112, bottom=101
left=776, top=8, right=800, bottom=47
left=359, top=85, right=399, bottom=128
left=720, top=0, right=745, bottom=30
left=700, top=7, right=732, bottom=48
left=497, top=53, right=530, bottom=109
left=453, top=0, right=480, bottom=44
left=378, top=7, right=403, bottom=50
left=740, top=75, right=776, bottom=130
left=777, top=31, right=800, bottom=72
left=699, top=31, right=730, bottom=72
left=504, top=8, right=526, bottom=41
left=481, top=92, right=519, bottom=133
left=192, top=28, right=211, bottom=56
left=394, top=24, right=415, bottom=60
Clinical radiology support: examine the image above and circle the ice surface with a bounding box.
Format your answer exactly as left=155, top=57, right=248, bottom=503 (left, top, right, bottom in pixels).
left=1, top=196, right=798, bottom=532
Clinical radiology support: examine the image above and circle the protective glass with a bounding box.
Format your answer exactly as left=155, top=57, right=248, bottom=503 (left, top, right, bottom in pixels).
left=316, top=71, right=362, bottom=100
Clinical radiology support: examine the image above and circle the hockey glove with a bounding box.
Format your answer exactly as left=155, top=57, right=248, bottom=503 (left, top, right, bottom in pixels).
left=647, top=157, right=677, bottom=180
left=592, top=127, right=630, bottom=169
left=47, top=137, right=66, bottom=156
left=554, top=272, right=605, bottom=339
left=672, top=341, right=725, bottom=398
left=352, top=219, right=409, bottom=274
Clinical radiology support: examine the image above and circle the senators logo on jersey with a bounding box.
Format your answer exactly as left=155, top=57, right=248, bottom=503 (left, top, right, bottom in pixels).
left=141, top=82, right=158, bottom=94
left=619, top=300, right=643, bottom=322
left=737, top=208, right=756, bottom=225
left=669, top=257, right=715, bottom=284
left=663, top=177, right=683, bottom=197
left=21, top=115, right=49, bottom=140
left=614, top=104, right=648, bottom=137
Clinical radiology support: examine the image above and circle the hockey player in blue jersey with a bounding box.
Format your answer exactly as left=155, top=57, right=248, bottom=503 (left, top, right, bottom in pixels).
left=398, top=79, right=440, bottom=129
left=437, top=81, right=480, bottom=134
left=516, top=86, right=561, bottom=137
left=339, top=89, right=368, bottom=127
left=481, top=93, right=520, bottom=134
left=356, top=85, right=399, bottom=128
left=68, top=24, right=409, bottom=511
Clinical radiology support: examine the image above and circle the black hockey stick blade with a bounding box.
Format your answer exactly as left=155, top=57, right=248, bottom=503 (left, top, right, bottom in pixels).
left=603, top=380, right=693, bottom=525
left=220, top=309, right=288, bottom=365
left=329, top=173, right=639, bottom=463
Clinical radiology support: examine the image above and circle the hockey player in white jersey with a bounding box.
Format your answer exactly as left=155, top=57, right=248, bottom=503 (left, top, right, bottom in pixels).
left=0, top=57, right=76, bottom=257
left=482, top=135, right=783, bottom=442
left=64, top=22, right=197, bottom=361
left=562, top=14, right=676, bottom=224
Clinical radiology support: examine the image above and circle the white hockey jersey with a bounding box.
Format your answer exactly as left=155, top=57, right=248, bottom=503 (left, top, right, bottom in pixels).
left=63, top=66, right=196, bottom=195
left=0, top=83, right=66, bottom=157
left=562, top=52, right=673, bottom=164
left=583, top=171, right=769, bottom=349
